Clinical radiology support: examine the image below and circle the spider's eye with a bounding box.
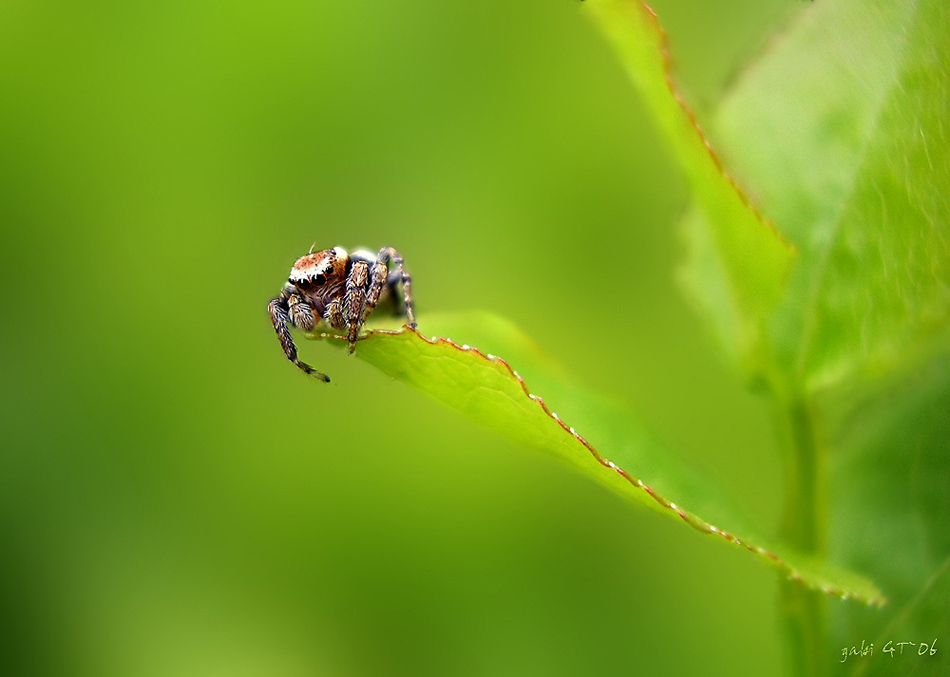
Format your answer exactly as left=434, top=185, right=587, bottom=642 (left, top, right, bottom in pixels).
left=292, top=277, right=311, bottom=291
left=313, top=273, right=327, bottom=286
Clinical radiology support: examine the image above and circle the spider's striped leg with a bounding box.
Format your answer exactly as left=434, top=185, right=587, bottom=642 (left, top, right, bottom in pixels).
left=268, top=292, right=329, bottom=382
left=343, top=259, right=370, bottom=353
left=365, top=246, right=415, bottom=329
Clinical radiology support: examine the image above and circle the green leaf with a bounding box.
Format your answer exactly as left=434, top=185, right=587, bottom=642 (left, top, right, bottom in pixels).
left=582, top=0, right=797, bottom=369
left=706, top=0, right=950, bottom=669
left=712, top=0, right=950, bottom=393
left=308, top=312, right=885, bottom=605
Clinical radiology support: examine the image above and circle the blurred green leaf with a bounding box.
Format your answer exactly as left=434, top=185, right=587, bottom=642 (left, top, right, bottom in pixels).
left=705, top=0, right=950, bottom=671
left=582, top=0, right=797, bottom=370
left=577, top=0, right=949, bottom=672
left=309, top=312, right=884, bottom=604
left=713, top=0, right=950, bottom=394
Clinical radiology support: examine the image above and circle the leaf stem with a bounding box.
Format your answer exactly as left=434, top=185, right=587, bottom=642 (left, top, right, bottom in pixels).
left=781, top=396, right=825, bottom=554
left=776, top=392, right=827, bottom=676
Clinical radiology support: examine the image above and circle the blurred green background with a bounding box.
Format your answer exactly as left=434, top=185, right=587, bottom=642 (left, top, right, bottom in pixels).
left=1, top=0, right=800, bottom=674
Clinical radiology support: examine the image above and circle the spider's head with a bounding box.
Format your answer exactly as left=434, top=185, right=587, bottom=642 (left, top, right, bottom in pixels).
left=288, top=246, right=348, bottom=293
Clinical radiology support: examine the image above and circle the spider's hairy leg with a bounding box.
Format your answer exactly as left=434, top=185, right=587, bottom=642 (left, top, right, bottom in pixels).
left=344, top=259, right=370, bottom=353
left=366, top=246, right=415, bottom=329
left=383, top=270, right=412, bottom=317
left=365, top=257, right=390, bottom=313
left=267, top=292, right=330, bottom=382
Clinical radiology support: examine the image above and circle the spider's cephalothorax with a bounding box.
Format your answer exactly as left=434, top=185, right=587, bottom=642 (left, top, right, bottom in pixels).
left=267, top=246, right=416, bottom=382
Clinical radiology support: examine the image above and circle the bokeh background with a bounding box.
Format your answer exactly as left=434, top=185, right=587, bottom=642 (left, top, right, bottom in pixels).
left=2, top=0, right=801, bottom=674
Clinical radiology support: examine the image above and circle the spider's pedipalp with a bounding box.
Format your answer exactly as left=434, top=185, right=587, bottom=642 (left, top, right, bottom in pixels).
left=325, top=298, right=344, bottom=330
left=288, top=293, right=316, bottom=331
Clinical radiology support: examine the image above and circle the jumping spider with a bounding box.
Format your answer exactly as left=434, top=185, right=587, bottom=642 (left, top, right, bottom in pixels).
left=268, top=246, right=416, bottom=382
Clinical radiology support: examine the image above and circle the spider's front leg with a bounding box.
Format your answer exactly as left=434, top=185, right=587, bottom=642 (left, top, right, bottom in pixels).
left=343, top=259, right=371, bottom=353
left=268, top=286, right=330, bottom=382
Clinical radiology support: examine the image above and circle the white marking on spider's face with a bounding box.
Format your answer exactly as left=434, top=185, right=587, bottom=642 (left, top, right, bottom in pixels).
left=290, top=261, right=328, bottom=281
left=289, top=247, right=347, bottom=286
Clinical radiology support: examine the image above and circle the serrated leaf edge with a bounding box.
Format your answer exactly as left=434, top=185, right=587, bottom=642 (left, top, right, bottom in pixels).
left=636, top=0, right=796, bottom=252
left=310, top=325, right=884, bottom=606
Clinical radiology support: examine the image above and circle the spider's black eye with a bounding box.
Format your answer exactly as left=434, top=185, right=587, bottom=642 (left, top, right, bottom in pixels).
left=313, top=273, right=327, bottom=286
left=293, top=277, right=311, bottom=291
